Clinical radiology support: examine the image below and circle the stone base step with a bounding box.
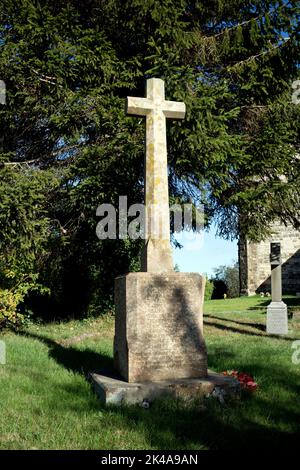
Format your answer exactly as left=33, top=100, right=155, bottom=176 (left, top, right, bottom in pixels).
left=89, top=370, right=240, bottom=406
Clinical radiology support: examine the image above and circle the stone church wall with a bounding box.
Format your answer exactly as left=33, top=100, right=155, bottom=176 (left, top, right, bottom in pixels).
left=239, top=222, right=300, bottom=295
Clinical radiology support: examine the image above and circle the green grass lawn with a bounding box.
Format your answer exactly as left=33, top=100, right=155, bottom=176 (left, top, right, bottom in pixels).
left=1, top=296, right=300, bottom=450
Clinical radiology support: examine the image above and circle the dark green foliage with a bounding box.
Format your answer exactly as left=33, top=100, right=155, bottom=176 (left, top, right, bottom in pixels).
left=204, top=278, right=214, bottom=300
left=0, top=1, right=299, bottom=318
left=212, top=261, right=240, bottom=298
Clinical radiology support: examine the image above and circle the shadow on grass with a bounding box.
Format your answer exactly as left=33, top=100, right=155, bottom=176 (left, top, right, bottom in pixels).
left=112, top=348, right=300, bottom=449
left=204, top=314, right=266, bottom=331
left=18, top=331, right=300, bottom=450
left=115, top=394, right=300, bottom=450
left=247, top=297, right=300, bottom=311
left=19, top=331, right=114, bottom=376
left=204, top=317, right=298, bottom=341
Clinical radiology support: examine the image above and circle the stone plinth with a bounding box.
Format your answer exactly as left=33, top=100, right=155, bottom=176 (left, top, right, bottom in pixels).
left=266, top=301, right=288, bottom=335
left=114, top=272, right=207, bottom=383
left=90, top=371, right=240, bottom=406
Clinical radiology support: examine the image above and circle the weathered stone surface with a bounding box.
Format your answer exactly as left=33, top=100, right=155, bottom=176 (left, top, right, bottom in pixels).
left=90, top=371, right=240, bottom=406
left=109, top=79, right=207, bottom=394
left=264, top=242, right=289, bottom=335
left=126, top=78, right=185, bottom=273
left=239, top=222, right=300, bottom=296
left=266, top=301, right=288, bottom=335
left=114, top=272, right=207, bottom=383
left=270, top=263, right=282, bottom=303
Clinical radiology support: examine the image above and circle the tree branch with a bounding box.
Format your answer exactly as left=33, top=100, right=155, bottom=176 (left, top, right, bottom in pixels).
left=229, top=37, right=291, bottom=70
left=2, top=144, right=82, bottom=167
left=202, top=2, right=288, bottom=42
left=203, top=15, right=261, bottom=41
left=31, top=68, right=63, bottom=87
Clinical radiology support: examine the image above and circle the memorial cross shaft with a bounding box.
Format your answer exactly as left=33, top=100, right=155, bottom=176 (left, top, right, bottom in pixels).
left=126, top=78, right=185, bottom=272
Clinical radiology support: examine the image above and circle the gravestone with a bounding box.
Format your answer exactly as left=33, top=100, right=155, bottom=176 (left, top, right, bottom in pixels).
left=91, top=78, right=239, bottom=404
left=266, top=242, right=288, bottom=335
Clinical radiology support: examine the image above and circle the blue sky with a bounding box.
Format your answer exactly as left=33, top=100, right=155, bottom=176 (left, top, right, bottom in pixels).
left=173, top=224, right=238, bottom=277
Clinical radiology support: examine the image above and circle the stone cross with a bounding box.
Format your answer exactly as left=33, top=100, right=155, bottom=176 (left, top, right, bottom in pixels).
left=96, top=78, right=208, bottom=394
left=126, top=78, right=185, bottom=272
left=266, top=242, right=288, bottom=334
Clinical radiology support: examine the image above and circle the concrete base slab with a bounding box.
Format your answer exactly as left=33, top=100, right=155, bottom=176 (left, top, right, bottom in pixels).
left=266, top=301, right=288, bottom=335
left=89, top=370, right=240, bottom=406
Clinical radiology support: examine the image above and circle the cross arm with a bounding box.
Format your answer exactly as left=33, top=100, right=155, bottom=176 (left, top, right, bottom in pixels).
left=163, top=100, right=186, bottom=120
left=126, top=96, right=153, bottom=116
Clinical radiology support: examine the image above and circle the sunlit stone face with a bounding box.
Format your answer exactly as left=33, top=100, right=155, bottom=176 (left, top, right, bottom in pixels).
left=126, top=78, right=186, bottom=272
